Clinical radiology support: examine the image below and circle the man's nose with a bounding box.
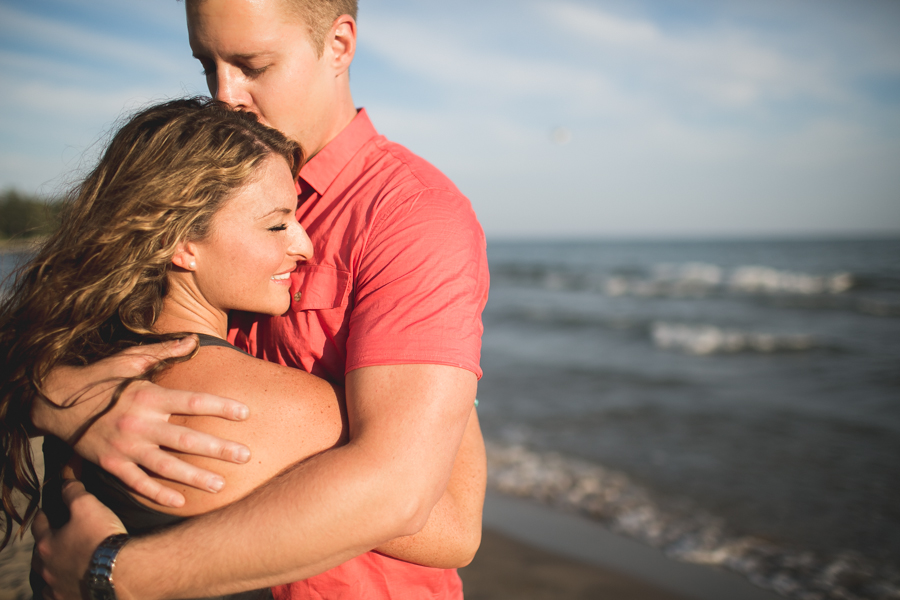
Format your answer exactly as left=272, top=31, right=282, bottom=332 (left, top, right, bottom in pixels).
left=212, top=68, right=251, bottom=111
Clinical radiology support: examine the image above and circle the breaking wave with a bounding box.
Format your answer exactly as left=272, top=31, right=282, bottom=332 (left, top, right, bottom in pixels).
left=486, top=441, right=900, bottom=600
left=651, top=322, right=819, bottom=355
left=604, top=263, right=854, bottom=298
left=490, top=260, right=900, bottom=317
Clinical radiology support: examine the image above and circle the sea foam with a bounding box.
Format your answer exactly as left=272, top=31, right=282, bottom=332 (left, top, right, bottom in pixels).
left=604, top=263, right=854, bottom=299
left=486, top=441, right=900, bottom=600
left=651, top=322, right=817, bottom=355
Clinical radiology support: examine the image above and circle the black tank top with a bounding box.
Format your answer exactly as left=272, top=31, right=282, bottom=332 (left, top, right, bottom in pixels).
left=36, top=335, right=273, bottom=600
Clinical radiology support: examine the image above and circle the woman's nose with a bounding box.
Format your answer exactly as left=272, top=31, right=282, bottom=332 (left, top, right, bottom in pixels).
left=288, top=224, right=314, bottom=263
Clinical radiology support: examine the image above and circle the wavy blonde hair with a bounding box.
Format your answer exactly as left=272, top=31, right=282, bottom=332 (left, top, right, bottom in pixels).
left=0, top=97, right=301, bottom=547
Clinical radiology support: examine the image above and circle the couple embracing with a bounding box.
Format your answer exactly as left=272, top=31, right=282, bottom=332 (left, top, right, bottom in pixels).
left=0, top=1, right=488, bottom=599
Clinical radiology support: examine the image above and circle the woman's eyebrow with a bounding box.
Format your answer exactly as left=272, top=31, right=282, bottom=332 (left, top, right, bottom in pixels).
left=257, top=207, right=292, bottom=220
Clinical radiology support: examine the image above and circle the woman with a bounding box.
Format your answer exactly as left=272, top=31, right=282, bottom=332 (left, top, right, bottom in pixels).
left=0, top=98, right=484, bottom=593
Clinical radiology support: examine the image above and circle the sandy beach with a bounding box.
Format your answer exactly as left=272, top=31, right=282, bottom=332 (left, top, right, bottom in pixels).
left=0, top=439, right=41, bottom=600
left=460, top=528, right=689, bottom=600
left=0, top=528, right=33, bottom=600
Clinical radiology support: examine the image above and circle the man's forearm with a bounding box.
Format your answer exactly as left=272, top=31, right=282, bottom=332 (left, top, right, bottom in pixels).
left=116, top=443, right=424, bottom=599
left=114, top=364, right=477, bottom=600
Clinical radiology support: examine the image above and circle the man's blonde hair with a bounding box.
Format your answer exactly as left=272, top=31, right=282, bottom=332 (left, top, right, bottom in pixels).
left=282, top=0, right=358, bottom=58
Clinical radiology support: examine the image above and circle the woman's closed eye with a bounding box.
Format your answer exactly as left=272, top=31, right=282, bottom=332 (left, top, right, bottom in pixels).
left=268, top=224, right=288, bottom=232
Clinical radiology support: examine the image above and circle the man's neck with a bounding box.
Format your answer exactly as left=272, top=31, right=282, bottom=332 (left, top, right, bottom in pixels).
left=303, top=89, right=358, bottom=160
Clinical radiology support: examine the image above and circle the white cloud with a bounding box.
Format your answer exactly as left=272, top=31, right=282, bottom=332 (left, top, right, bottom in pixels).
left=363, top=16, right=610, bottom=99
left=537, top=1, right=844, bottom=109
left=549, top=2, right=661, bottom=45
left=53, top=0, right=188, bottom=34
left=3, top=78, right=170, bottom=120
left=0, top=5, right=188, bottom=76
left=0, top=51, right=101, bottom=84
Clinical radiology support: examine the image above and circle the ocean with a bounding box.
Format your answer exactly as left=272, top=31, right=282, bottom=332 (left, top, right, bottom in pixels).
left=3, top=238, right=899, bottom=599
left=477, top=237, right=900, bottom=600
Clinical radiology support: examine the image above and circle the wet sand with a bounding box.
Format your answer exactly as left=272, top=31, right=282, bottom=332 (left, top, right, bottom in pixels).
left=0, top=439, right=41, bottom=600
left=475, top=491, right=782, bottom=600
left=460, top=528, right=690, bottom=600
left=0, top=528, right=33, bottom=600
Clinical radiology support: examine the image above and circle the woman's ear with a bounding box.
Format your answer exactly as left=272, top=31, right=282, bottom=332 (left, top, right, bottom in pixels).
left=172, top=241, right=198, bottom=271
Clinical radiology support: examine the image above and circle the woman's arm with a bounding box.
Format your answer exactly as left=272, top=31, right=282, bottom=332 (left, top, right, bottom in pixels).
left=143, top=345, right=484, bottom=568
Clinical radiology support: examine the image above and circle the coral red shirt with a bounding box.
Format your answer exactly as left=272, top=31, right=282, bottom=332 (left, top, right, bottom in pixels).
left=229, top=109, right=489, bottom=599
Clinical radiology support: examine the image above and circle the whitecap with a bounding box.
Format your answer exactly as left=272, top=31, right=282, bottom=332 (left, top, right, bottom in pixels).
left=485, top=441, right=900, bottom=600
left=729, top=266, right=853, bottom=295
left=651, top=322, right=816, bottom=355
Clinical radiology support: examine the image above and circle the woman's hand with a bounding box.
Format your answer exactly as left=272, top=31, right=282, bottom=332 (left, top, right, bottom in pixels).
left=31, top=337, right=253, bottom=508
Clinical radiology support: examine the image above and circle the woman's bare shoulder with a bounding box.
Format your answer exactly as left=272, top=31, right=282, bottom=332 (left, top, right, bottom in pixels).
left=159, top=345, right=325, bottom=396
left=143, top=346, right=346, bottom=517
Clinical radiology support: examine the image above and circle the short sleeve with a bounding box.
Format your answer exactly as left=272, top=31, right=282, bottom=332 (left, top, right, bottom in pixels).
left=345, top=188, right=489, bottom=378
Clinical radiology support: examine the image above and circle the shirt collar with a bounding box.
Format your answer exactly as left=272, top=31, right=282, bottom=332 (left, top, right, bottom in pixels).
left=298, top=108, right=378, bottom=196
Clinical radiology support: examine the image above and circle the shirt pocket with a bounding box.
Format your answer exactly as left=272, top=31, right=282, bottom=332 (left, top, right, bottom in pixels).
left=290, top=264, right=352, bottom=312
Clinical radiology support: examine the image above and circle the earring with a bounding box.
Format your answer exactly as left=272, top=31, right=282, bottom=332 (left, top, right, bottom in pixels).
left=189, top=261, right=196, bottom=270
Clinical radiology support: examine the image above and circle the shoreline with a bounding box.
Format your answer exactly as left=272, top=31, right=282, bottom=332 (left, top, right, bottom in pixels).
left=462, top=490, right=783, bottom=600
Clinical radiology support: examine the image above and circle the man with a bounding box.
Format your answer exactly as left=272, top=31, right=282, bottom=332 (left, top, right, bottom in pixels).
left=31, top=0, right=489, bottom=598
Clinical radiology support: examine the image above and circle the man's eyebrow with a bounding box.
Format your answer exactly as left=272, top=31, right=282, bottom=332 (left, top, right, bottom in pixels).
left=191, top=51, right=275, bottom=61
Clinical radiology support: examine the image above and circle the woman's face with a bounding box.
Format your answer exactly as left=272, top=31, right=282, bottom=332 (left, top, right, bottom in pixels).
left=191, top=155, right=311, bottom=316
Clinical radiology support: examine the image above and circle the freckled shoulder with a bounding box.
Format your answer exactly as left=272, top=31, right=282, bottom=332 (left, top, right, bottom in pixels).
left=145, top=346, right=347, bottom=517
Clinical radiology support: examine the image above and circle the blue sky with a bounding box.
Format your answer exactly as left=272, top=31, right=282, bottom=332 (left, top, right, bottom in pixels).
left=1, top=0, right=899, bottom=238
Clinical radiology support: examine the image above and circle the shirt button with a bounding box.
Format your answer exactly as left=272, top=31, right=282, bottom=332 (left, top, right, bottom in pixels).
left=293, top=291, right=302, bottom=302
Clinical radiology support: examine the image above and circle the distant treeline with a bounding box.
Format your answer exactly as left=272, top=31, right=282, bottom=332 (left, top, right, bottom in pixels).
left=0, top=189, right=62, bottom=239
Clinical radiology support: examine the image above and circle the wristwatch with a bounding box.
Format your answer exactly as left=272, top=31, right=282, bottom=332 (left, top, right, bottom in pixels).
left=85, top=534, right=130, bottom=600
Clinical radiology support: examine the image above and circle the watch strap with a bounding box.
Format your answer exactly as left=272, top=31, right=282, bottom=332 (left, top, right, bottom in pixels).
left=86, top=533, right=130, bottom=600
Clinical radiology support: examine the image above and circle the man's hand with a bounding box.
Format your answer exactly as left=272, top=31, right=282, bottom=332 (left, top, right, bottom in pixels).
left=32, top=481, right=127, bottom=600
left=31, top=337, right=253, bottom=508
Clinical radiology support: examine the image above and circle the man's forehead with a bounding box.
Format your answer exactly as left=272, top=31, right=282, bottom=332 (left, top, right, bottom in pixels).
left=186, top=0, right=312, bottom=52
left=185, top=0, right=304, bottom=26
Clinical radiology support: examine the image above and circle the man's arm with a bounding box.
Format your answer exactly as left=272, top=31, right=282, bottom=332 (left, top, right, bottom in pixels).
left=31, top=336, right=254, bottom=507
left=375, top=405, right=485, bottom=568
left=34, top=364, right=477, bottom=600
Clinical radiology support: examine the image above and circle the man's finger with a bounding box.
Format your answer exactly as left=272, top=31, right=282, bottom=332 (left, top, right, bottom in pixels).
left=126, top=335, right=198, bottom=361
left=110, top=461, right=186, bottom=508
left=59, top=480, right=90, bottom=507
left=31, top=509, right=51, bottom=542
left=134, top=384, right=250, bottom=422
left=61, top=480, right=127, bottom=536
left=147, top=419, right=251, bottom=463
left=115, top=336, right=199, bottom=375
left=136, top=446, right=227, bottom=493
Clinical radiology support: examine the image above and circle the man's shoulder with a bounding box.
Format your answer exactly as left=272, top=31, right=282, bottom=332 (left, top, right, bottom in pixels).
left=360, top=135, right=464, bottom=200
